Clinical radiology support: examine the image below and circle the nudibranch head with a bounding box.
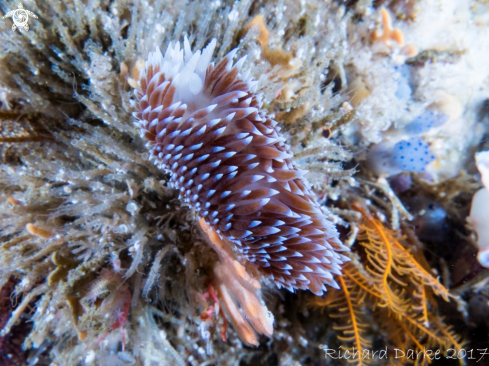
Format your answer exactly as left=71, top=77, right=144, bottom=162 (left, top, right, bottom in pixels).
left=132, top=37, right=349, bottom=295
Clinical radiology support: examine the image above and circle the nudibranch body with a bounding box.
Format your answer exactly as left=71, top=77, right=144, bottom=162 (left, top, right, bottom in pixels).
left=132, top=38, right=349, bottom=295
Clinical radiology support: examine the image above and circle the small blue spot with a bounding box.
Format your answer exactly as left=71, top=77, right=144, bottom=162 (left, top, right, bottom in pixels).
left=392, top=137, right=435, bottom=173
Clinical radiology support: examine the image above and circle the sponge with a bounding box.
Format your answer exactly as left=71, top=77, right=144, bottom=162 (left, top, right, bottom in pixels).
left=392, top=137, right=435, bottom=172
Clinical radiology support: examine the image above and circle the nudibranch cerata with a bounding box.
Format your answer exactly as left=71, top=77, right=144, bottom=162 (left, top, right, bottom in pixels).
left=132, top=38, right=349, bottom=295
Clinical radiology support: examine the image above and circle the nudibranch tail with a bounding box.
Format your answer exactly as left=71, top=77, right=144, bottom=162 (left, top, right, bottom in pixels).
left=133, top=37, right=349, bottom=295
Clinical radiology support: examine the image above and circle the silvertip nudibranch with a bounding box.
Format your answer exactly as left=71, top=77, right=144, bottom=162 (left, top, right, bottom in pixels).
left=132, top=37, right=349, bottom=295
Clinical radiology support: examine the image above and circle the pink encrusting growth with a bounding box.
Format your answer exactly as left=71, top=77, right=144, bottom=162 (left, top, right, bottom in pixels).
left=132, top=38, right=349, bottom=295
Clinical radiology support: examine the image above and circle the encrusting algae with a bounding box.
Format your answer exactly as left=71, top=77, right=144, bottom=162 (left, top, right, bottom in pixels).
left=1, top=0, right=488, bottom=365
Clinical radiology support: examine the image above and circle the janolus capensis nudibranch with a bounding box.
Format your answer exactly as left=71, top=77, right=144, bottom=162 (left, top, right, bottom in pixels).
left=132, top=38, right=349, bottom=295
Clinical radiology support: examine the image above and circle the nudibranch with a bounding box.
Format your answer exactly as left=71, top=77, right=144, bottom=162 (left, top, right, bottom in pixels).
left=132, top=38, right=349, bottom=295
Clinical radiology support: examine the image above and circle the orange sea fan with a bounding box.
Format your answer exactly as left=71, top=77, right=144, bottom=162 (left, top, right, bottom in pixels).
left=132, top=38, right=349, bottom=295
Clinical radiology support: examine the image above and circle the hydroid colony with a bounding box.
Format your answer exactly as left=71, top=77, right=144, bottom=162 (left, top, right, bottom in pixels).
left=1, top=0, right=489, bottom=365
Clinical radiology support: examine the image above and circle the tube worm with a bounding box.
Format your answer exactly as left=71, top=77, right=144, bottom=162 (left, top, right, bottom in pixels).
left=132, top=38, right=349, bottom=295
